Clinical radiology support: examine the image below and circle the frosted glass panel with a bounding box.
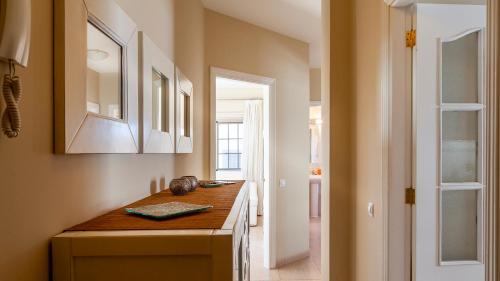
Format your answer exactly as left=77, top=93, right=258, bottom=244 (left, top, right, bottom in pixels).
left=442, top=111, right=478, bottom=183
left=442, top=32, right=479, bottom=103
left=441, top=190, right=478, bottom=262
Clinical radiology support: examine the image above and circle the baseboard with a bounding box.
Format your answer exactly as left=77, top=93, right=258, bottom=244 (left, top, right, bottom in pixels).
left=275, top=250, right=310, bottom=267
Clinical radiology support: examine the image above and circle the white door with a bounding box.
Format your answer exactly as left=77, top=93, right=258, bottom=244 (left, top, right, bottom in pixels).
left=414, top=4, right=486, bottom=281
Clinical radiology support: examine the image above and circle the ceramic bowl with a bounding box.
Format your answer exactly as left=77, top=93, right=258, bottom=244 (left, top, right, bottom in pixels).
left=168, top=178, right=191, bottom=196
left=181, top=176, right=199, bottom=192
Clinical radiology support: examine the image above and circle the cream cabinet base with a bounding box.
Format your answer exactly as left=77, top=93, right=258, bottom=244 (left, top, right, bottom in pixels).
left=52, top=184, right=249, bottom=281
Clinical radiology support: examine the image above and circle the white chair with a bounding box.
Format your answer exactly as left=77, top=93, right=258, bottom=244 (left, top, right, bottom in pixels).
left=249, top=182, right=258, bottom=226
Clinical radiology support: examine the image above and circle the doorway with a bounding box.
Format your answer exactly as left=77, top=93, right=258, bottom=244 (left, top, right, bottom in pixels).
left=210, top=67, right=277, bottom=270
left=309, top=102, right=322, bottom=271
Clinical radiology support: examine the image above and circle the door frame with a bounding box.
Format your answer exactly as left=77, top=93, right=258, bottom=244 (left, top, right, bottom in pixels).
left=385, top=1, right=499, bottom=281
left=387, top=5, right=413, bottom=281
left=209, top=66, right=278, bottom=268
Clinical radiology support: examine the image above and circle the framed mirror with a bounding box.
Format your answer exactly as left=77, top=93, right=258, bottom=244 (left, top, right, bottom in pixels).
left=139, top=32, right=175, bottom=153
left=54, top=0, right=139, bottom=153
left=175, top=68, right=194, bottom=153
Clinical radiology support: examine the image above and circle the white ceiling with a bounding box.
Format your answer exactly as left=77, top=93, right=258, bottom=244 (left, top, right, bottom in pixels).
left=202, top=0, right=322, bottom=68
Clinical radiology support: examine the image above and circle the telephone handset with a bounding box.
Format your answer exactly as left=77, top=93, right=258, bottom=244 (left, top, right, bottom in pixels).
left=0, top=0, right=30, bottom=138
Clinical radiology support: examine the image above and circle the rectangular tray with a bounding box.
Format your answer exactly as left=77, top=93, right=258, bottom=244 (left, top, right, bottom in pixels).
left=125, top=202, right=213, bottom=220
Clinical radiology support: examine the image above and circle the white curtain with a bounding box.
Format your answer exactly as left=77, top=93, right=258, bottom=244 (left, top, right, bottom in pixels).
left=241, top=100, right=264, bottom=215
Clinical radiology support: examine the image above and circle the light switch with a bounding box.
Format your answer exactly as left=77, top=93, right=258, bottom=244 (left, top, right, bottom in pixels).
left=368, top=202, right=375, bottom=217
left=279, top=179, right=286, bottom=188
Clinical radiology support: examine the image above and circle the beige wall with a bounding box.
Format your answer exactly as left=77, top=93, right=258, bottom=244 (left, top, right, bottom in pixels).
left=328, top=0, right=354, bottom=279
left=173, top=0, right=207, bottom=178
left=86, top=68, right=99, bottom=103
left=310, top=68, right=321, bottom=101
left=205, top=10, right=311, bottom=262
left=327, top=0, right=387, bottom=280
left=98, top=73, right=121, bottom=116
left=0, top=1, right=204, bottom=281
left=352, top=1, right=386, bottom=280
left=116, top=0, right=175, bottom=60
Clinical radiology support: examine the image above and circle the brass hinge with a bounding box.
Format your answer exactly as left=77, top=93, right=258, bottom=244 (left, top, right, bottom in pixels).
left=405, top=187, right=415, bottom=205
left=406, top=29, right=416, bottom=48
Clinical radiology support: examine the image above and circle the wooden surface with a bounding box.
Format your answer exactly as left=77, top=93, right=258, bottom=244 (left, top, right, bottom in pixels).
left=53, top=182, right=249, bottom=281
left=67, top=181, right=244, bottom=231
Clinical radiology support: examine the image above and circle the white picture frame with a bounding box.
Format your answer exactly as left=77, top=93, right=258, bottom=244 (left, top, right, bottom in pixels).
left=175, top=67, right=194, bottom=153
left=138, top=32, right=175, bottom=153
left=54, top=0, right=139, bottom=153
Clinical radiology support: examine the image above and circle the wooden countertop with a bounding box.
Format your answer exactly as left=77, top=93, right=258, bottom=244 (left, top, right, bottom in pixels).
left=66, top=181, right=245, bottom=232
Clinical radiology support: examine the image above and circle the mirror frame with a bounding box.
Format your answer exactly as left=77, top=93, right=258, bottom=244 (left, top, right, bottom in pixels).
left=139, top=32, right=175, bottom=153
left=54, top=0, right=139, bottom=153
left=175, top=67, right=194, bottom=153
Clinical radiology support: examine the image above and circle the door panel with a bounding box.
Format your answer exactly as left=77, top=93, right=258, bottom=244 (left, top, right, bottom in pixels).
left=414, top=4, right=486, bottom=281
left=442, top=31, right=479, bottom=104
left=441, top=189, right=479, bottom=262
left=441, top=110, right=478, bottom=183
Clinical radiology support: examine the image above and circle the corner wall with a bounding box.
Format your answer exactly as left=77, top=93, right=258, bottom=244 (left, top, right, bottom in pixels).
left=204, top=10, right=311, bottom=263
left=351, top=0, right=387, bottom=280
left=328, top=0, right=355, bottom=279
left=327, top=0, right=388, bottom=280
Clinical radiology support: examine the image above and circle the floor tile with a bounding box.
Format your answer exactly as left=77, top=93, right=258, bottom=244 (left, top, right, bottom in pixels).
left=250, top=216, right=321, bottom=280
left=277, top=258, right=322, bottom=280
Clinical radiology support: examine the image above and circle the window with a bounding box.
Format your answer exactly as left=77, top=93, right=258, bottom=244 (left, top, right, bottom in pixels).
left=217, top=122, right=244, bottom=170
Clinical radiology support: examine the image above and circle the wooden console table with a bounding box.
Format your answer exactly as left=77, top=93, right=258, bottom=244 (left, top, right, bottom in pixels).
left=52, top=181, right=250, bottom=281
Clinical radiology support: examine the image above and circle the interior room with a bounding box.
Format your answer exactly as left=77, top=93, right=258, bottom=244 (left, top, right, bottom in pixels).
left=0, top=0, right=320, bottom=280
left=309, top=102, right=322, bottom=270
left=2, top=0, right=497, bottom=281
left=214, top=75, right=268, bottom=225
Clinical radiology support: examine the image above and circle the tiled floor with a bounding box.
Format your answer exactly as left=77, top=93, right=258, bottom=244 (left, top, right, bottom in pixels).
left=250, top=217, right=321, bottom=281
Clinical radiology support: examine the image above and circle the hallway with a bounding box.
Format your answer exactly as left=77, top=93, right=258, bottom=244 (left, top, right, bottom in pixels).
left=250, top=217, right=321, bottom=281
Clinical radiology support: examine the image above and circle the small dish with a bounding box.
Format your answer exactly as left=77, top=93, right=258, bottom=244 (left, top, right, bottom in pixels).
left=200, top=181, right=225, bottom=188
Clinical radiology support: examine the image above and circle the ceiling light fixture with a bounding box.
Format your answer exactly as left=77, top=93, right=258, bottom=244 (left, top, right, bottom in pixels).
left=87, top=49, right=109, bottom=61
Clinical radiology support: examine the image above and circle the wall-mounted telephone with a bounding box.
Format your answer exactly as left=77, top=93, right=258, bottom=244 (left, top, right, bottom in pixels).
left=0, top=0, right=30, bottom=138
